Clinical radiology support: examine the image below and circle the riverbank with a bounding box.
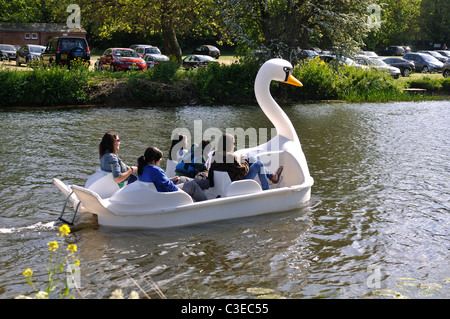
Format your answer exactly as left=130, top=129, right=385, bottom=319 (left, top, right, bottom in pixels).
left=1, top=59, right=449, bottom=108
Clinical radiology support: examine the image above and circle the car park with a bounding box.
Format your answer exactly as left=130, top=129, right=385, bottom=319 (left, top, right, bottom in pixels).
left=0, top=44, right=17, bottom=61
left=97, top=48, right=147, bottom=71
left=192, top=45, right=220, bottom=59
left=16, top=44, right=45, bottom=66
left=143, top=54, right=170, bottom=69
left=41, top=37, right=90, bottom=67
left=133, top=45, right=162, bottom=58
left=377, top=46, right=405, bottom=56
left=182, top=54, right=217, bottom=69
left=403, top=52, right=443, bottom=73
left=381, top=57, right=415, bottom=77
left=354, top=55, right=401, bottom=78
left=443, top=60, right=450, bottom=78
left=418, top=50, right=448, bottom=63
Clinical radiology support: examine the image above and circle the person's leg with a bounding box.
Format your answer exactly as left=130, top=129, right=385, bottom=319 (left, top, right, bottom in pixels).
left=180, top=181, right=208, bottom=201
left=244, top=160, right=270, bottom=190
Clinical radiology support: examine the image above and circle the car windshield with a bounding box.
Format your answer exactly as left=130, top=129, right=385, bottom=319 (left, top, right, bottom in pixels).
left=1, top=45, right=15, bottom=50
left=145, top=47, right=161, bottom=54
left=371, top=59, right=387, bottom=66
left=426, top=51, right=441, bottom=57
left=30, top=46, right=44, bottom=53
left=114, top=49, right=139, bottom=57
left=421, top=54, right=440, bottom=63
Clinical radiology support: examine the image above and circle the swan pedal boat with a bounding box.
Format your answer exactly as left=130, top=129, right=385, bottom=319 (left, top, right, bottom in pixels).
left=52, top=59, right=314, bottom=229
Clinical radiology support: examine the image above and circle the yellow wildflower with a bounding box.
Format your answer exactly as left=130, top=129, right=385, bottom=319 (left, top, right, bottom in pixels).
left=67, top=244, right=77, bottom=253
left=73, top=259, right=80, bottom=266
left=47, top=241, right=59, bottom=252
left=23, top=268, right=33, bottom=278
left=58, top=224, right=71, bottom=236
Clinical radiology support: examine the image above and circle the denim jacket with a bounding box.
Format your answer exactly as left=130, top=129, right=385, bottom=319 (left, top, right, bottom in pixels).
left=100, top=150, right=128, bottom=178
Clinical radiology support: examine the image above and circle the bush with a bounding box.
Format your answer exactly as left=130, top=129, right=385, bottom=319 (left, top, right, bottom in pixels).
left=337, top=66, right=406, bottom=102
left=192, top=62, right=259, bottom=103
left=290, top=58, right=341, bottom=100
left=0, top=64, right=89, bottom=106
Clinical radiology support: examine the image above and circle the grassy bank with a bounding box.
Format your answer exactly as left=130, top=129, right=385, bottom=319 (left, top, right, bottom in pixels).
left=1, top=58, right=449, bottom=107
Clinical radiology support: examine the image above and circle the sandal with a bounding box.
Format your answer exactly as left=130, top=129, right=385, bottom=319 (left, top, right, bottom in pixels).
left=271, top=166, right=283, bottom=184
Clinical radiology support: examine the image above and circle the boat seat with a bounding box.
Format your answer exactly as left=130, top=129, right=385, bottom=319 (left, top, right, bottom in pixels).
left=165, top=159, right=178, bottom=178
left=84, top=169, right=124, bottom=199
left=212, top=171, right=262, bottom=198
left=107, top=181, right=193, bottom=214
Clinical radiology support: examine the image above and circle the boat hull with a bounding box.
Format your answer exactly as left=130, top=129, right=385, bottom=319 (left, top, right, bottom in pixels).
left=71, top=183, right=311, bottom=229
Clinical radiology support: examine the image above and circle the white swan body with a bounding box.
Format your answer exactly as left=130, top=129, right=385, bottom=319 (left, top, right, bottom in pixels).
left=53, top=59, right=313, bottom=228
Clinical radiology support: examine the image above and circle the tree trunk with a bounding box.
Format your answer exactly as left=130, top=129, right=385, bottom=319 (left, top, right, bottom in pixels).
left=162, top=21, right=182, bottom=65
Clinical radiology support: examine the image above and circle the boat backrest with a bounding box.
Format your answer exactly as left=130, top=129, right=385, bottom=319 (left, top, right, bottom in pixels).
left=212, top=171, right=262, bottom=197
left=107, top=181, right=193, bottom=214
left=165, top=159, right=178, bottom=178
left=84, top=169, right=122, bottom=199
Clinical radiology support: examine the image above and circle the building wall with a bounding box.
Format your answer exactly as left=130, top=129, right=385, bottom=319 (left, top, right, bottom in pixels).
left=1, top=31, right=86, bottom=46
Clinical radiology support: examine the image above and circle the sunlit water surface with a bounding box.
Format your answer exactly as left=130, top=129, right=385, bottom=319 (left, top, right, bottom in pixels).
left=0, top=101, right=449, bottom=299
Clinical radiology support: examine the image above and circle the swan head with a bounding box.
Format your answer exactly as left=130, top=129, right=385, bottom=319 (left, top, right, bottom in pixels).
left=258, top=58, right=303, bottom=87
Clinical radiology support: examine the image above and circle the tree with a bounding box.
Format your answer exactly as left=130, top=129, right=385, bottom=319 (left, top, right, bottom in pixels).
left=220, top=0, right=375, bottom=61
left=79, top=0, right=221, bottom=64
left=419, top=0, right=450, bottom=46
left=364, top=0, right=421, bottom=50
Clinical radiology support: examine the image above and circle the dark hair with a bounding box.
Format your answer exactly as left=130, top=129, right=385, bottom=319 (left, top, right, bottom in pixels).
left=168, top=133, right=187, bottom=160
left=99, top=132, right=119, bottom=157
left=137, top=146, right=163, bottom=176
left=218, top=133, right=234, bottom=153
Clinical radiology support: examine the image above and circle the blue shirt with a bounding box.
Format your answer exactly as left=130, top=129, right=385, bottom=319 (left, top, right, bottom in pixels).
left=139, top=165, right=179, bottom=192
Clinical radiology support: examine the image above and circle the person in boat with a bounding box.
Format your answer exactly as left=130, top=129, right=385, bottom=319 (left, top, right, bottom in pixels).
left=168, top=132, right=188, bottom=162
left=207, top=133, right=283, bottom=190
left=175, top=140, right=212, bottom=179
left=99, top=132, right=137, bottom=188
left=137, top=146, right=208, bottom=202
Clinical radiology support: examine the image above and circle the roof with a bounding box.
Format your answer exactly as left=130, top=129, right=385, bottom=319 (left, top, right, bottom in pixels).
left=0, top=22, right=86, bottom=34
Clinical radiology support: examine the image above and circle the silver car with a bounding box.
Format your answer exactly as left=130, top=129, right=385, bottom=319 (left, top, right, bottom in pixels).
left=354, top=55, right=401, bottom=78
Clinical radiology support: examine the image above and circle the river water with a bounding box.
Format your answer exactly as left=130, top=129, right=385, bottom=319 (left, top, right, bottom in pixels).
left=0, top=101, right=449, bottom=299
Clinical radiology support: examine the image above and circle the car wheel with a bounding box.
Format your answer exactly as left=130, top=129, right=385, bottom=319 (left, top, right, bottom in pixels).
left=402, top=68, right=411, bottom=77
left=444, top=70, right=450, bottom=78
left=422, top=66, right=429, bottom=73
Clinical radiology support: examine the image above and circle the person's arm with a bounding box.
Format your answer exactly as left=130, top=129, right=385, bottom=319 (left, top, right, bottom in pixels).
left=109, top=155, right=136, bottom=183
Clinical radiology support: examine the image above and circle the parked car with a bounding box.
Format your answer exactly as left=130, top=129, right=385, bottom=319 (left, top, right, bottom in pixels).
left=381, top=57, right=415, bottom=77
left=443, top=60, right=450, bottom=78
left=436, top=50, right=450, bottom=58
left=16, top=44, right=45, bottom=66
left=143, top=54, right=170, bottom=69
left=377, top=46, right=405, bottom=56
left=296, top=49, right=319, bottom=61
left=354, top=55, right=401, bottom=78
left=192, top=45, right=220, bottom=59
left=133, top=45, right=161, bottom=57
left=418, top=50, right=448, bottom=63
left=0, top=44, right=17, bottom=61
left=97, top=48, right=147, bottom=72
left=319, top=55, right=367, bottom=69
left=41, top=37, right=90, bottom=67
left=403, top=52, right=443, bottom=73
left=360, top=51, right=379, bottom=58
left=182, top=54, right=217, bottom=69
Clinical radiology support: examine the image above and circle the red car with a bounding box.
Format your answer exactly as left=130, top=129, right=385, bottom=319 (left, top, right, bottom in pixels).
left=97, top=48, right=147, bottom=71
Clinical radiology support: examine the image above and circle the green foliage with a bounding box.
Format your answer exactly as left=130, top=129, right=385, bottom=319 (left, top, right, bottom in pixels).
left=0, top=64, right=89, bottom=107
left=192, top=62, right=259, bottom=103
